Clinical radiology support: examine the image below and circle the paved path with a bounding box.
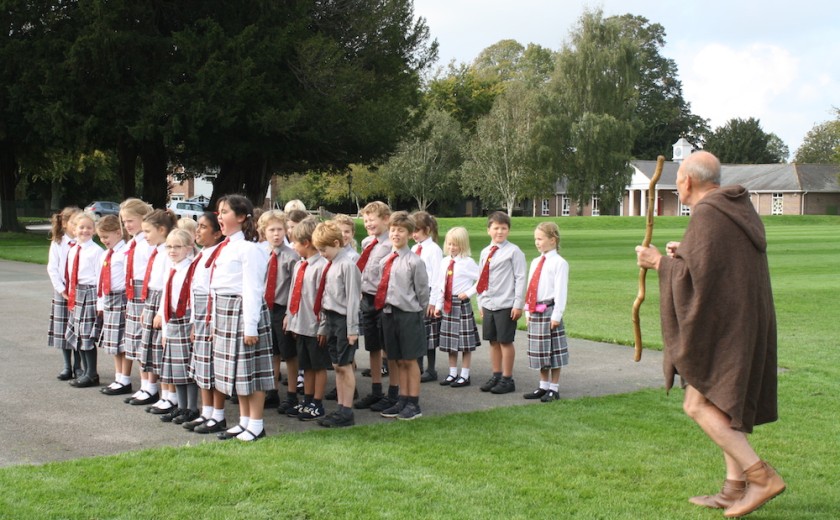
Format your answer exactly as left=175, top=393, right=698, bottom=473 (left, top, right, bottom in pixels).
left=0, top=259, right=664, bottom=467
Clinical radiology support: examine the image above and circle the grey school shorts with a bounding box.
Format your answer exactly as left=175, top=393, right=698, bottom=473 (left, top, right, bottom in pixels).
left=323, top=310, right=357, bottom=366
left=270, top=304, right=296, bottom=360
left=481, top=307, right=518, bottom=344
left=381, top=308, right=426, bottom=361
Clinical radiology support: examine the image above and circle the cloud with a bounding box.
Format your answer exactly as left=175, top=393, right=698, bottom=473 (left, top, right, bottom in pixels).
left=679, top=43, right=799, bottom=130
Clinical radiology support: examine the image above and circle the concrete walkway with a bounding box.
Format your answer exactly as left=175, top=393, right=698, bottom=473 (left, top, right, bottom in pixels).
left=0, top=259, right=664, bottom=467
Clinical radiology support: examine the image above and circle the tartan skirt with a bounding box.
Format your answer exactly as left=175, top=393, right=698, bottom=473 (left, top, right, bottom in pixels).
left=124, top=279, right=145, bottom=360
left=48, top=290, right=71, bottom=350
left=212, top=294, right=274, bottom=396
left=65, top=285, right=100, bottom=351
left=424, top=314, right=441, bottom=350
left=161, top=312, right=193, bottom=385
left=138, top=289, right=163, bottom=374
left=100, top=291, right=127, bottom=355
left=438, top=298, right=481, bottom=353
left=189, top=293, right=215, bottom=389
left=526, top=304, right=569, bottom=370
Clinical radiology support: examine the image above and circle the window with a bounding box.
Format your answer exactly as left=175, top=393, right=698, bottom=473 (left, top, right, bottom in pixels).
left=561, top=196, right=571, bottom=217
left=171, top=195, right=184, bottom=202
left=772, top=193, right=783, bottom=215
left=591, top=196, right=600, bottom=216
left=541, top=199, right=550, bottom=216
left=679, top=202, right=691, bottom=216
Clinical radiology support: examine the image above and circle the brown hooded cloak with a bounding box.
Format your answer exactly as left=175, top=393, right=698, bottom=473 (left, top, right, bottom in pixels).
left=658, top=185, right=778, bottom=433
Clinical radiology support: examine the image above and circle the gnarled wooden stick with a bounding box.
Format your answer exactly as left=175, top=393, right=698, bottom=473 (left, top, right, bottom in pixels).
left=632, top=155, right=665, bottom=362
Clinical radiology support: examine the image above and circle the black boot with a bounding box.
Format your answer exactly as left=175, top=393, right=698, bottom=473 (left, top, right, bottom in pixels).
left=72, top=349, right=84, bottom=379
left=57, top=349, right=73, bottom=380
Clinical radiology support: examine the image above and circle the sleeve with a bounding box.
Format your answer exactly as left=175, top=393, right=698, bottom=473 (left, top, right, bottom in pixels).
left=461, top=258, right=480, bottom=299
left=414, top=257, right=430, bottom=309
left=95, top=248, right=105, bottom=312
left=431, top=258, right=447, bottom=311
left=344, top=263, right=362, bottom=336
left=473, top=249, right=487, bottom=308
left=511, top=248, right=527, bottom=310
left=47, top=242, right=65, bottom=293
left=550, top=258, right=569, bottom=323
left=242, top=243, right=269, bottom=337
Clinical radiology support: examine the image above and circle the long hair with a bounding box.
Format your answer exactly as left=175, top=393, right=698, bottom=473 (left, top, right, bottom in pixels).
left=96, top=214, right=128, bottom=242
left=49, top=206, right=81, bottom=243
left=143, top=209, right=179, bottom=235
left=412, top=211, right=439, bottom=242
left=535, top=221, right=561, bottom=253
left=217, top=194, right=259, bottom=242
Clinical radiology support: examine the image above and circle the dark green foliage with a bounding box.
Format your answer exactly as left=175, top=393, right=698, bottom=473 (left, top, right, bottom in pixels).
left=705, top=117, right=788, bottom=164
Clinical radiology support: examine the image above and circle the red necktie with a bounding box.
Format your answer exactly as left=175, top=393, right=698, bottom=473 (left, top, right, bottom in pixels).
left=476, top=245, right=499, bottom=294
left=64, top=240, right=76, bottom=288
left=175, top=252, right=201, bottom=319
left=415, top=244, right=423, bottom=256
left=264, top=250, right=278, bottom=310
left=313, top=261, right=332, bottom=316
left=374, top=251, right=399, bottom=310
left=125, top=240, right=137, bottom=300
left=164, top=267, right=176, bottom=322
left=140, top=247, right=159, bottom=301
left=67, top=244, right=81, bottom=311
left=443, top=258, right=456, bottom=313
left=205, top=238, right=230, bottom=320
left=99, top=248, right=115, bottom=297
left=289, top=260, right=308, bottom=315
left=356, top=237, right=378, bottom=272
left=526, top=255, right=547, bottom=312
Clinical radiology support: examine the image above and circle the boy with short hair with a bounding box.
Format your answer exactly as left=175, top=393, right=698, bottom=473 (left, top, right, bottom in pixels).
left=284, top=217, right=330, bottom=421
left=353, top=201, right=396, bottom=411
left=376, top=211, right=430, bottom=420
left=257, top=210, right=300, bottom=413
left=332, top=214, right=360, bottom=263
left=313, top=221, right=362, bottom=427
left=476, top=211, right=527, bottom=394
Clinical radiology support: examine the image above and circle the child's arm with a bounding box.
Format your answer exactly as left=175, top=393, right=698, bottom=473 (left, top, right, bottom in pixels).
left=550, top=257, right=569, bottom=328
left=510, top=248, right=527, bottom=319
left=47, top=242, right=66, bottom=293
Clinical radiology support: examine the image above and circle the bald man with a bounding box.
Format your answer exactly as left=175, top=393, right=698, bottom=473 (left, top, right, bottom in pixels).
left=636, top=151, right=785, bottom=518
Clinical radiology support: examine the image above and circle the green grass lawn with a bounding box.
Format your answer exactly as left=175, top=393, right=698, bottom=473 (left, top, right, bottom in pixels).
left=0, top=216, right=838, bottom=518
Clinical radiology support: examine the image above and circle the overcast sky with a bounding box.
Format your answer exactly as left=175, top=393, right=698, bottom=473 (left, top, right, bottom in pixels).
left=413, top=0, right=839, bottom=157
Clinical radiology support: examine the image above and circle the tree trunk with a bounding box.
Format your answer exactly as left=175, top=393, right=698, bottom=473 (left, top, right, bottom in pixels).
left=0, top=140, right=21, bottom=232
left=212, top=156, right=272, bottom=209
left=116, top=133, right=139, bottom=200
left=140, top=136, right=168, bottom=209
left=210, top=159, right=246, bottom=208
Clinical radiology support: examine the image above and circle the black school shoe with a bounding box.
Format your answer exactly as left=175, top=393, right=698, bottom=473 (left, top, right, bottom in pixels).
left=194, top=418, right=226, bottom=434
left=160, top=408, right=185, bottom=423
left=523, top=388, right=547, bottom=400
left=69, top=375, right=100, bottom=388
left=57, top=368, right=73, bottom=381
left=450, top=376, right=470, bottom=388
left=173, top=409, right=200, bottom=425
left=101, top=383, right=133, bottom=396
left=128, top=392, right=160, bottom=406
left=353, top=392, right=384, bottom=409
left=480, top=376, right=500, bottom=392
left=490, top=378, right=516, bottom=394
left=540, top=390, right=560, bottom=402
left=182, top=416, right=207, bottom=431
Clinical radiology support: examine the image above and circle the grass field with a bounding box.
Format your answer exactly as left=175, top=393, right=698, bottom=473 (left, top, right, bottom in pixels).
left=0, top=215, right=838, bottom=519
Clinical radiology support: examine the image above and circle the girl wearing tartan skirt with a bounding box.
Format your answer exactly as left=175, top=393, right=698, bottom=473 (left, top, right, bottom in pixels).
left=118, top=198, right=154, bottom=402
left=523, top=222, right=569, bottom=403
left=155, top=229, right=200, bottom=425
left=65, top=212, right=105, bottom=388
left=95, top=215, right=130, bottom=394
left=134, top=209, right=179, bottom=412
left=47, top=206, right=82, bottom=380
left=211, top=195, right=273, bottom=442
left=412, top=211, right=443, bottom=383
left=433, top=227, right=481, bottom=388
left=183, top=212, right=228, bottom=434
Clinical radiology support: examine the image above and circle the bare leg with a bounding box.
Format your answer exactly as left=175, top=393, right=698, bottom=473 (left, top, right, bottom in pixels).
left=499, top=342, right=515, bottom=378
left=488, top=341, right=501, bottom=373
left=399, top=359, right=420, bottom=397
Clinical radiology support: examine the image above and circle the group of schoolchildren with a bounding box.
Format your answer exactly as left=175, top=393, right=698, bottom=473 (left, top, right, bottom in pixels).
left=47, top=195, right=570, bottom=441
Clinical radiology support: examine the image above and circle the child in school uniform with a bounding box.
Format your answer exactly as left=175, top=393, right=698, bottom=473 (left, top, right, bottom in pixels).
left=211, top=194, right=274, bottom=442
left=313, top=221, right=362, bottom=427
left=283, top=217, right=330, bottom=421
left=184, top=212, right=228, bottom=434
left=133, top=209, right=179, bottom=410
left=353, top=201, right=395, bottom=411
left=47, top=206, right=82, bottom=380
left=411, top=211, right=443, bottom=383
left=119, top=198, right=154, bottom=402
left=476, top=211, right=527, bottom=395
left=332, top=213, right=360, bottom=263
left=523, top=222, right=569, bottom=402
left=433, top=226, right=481, bottom=388
left=376, top=211, right=430, bottom=420
left=257, top=210, right=299, bottom=414
left=65, top=212, right=105, bottom=388
left=155, top=228, right=201, bottom=424
left=95, top=215, right=130, bottom=394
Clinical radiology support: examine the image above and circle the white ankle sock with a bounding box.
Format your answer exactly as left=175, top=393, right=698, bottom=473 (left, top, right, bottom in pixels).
left=460, top=368, right=470, bottom=379
left=247, top=419, right=264, bottom=435
left=238, top=417, right=250, bottom=429
left=147, top=382, right=159, bottom=395
left=449, top=367, right=458, bottom=377
left=549, top=383, right=559, bottom=392
left=539, top=380, right=550, bottom=390
left=119, top=374, right=131, bottom=385
left=202, top=406, right=213, bottom=419
left=212, top=408, right=226, bottom=421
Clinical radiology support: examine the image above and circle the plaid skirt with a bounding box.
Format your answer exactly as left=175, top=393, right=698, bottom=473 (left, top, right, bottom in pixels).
left=138, top=289, right=163, bottom=374
left=161, top=312, right=193, bottom=385
left=439, top=298, right=481, bottom=353
left=189, top=293, right=215, bottom=389
left=124, top=279, right=145, bottom=360
left=48, top=290, right=71, bottom=350
left=212, top=294, right=274, bottom=396
left=100, top=291, right=127, bottom=355
left=65, top=285, right=100, bottom=351
left=526, top=304, right=569, bottom=370
left=424, top=314, right=441, bottom=350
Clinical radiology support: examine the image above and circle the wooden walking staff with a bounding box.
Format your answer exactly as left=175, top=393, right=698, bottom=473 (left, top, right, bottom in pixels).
left=632, top=155, right=665, bottom=362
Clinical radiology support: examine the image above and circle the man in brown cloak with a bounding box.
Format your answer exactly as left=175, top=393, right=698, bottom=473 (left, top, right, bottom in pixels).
left=636, top=151, right=785, bottom=518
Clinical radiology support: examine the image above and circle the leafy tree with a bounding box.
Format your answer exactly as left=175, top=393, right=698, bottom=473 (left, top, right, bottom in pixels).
left=794, top=117, right=840, bottom=163
left=460, top=82, right=548, bottom=215
left=472, top=39, right=555, bottom=87
left=766, top=133, right=790, bottom=163
left=704, top=117, right=787, bottom=163
left=543, top=9, right=640, bottom=212
left=427, top=63, right=500, bottom=133
left=381, top=107, right=463, bottom=211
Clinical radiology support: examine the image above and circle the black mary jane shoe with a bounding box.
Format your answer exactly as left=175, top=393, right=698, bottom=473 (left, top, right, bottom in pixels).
left=236, top=428, right=266, bottom=442
left=57, top=368, right=73, bottom=381
left=128, top=392, right=160, bottom=406
left=173, top=409, right=200, bottom=425
left=101, top=383, right=133, bottom=396
left=70, top=375, right=100, bottom=388
left=217, top=426, right=246, bottom=441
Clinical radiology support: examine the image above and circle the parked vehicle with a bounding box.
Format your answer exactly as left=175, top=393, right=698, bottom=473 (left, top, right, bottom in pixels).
left=167, top=200, right=205, bottom=220
left=84, top=201, right=121, bottom=219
